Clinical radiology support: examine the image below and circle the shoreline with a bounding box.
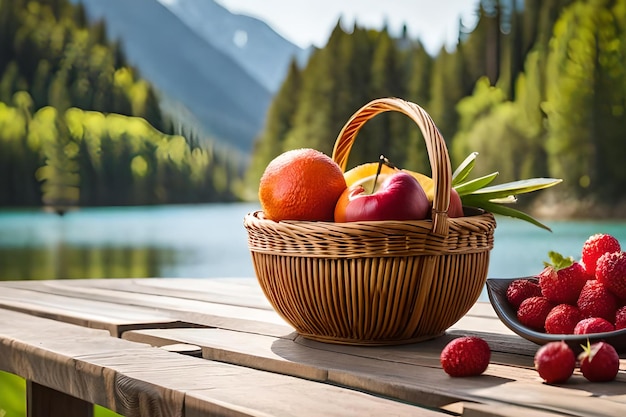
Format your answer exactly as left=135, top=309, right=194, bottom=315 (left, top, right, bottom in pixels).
left=526, top=193, right=626, bottom=221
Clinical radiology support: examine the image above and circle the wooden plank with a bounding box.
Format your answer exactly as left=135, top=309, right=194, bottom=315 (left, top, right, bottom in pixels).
left=82, top=278, right=275, bottom=310
left=27, top=381, right=94, bottom=417
left=0, top=308, right=443, bottom=417
left=0, top=278, right=273, bottom=310
left=0, top=286, right=203, bottom=337
left=123, top=328, right=326, bottom=382
left=457, top=402, right=565, bottom=417
left=1, top=279, right=292, bottom=337
left=0, top=309, right=126, bottom=410
left=183, top=380, right=446, bottom=417
left=0, top=278, right=512, bottom=339
left=123, top=326, right=626, bottom=416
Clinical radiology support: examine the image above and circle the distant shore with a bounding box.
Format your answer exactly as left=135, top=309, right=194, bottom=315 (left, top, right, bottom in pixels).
left=528, top=193, right=626, bottom=221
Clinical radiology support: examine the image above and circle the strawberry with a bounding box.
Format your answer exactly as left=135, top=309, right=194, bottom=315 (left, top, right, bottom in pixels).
left=578, top=341, right=620, bottom=382
left=576, top=280, right=618, bottom=322
left=544, top=304, right=581, bottom=334
left=440, top=336, right=491, bottom=377
left=538, top=251, right=588, bottom=305
left=534, top=341, right=576, bottom=384
left=574, top=317, right=615, bottom=335
left=615, top=306, right=626, bottom=330
left=581, top=233, right=621, bottom=277
left=596, top=251, right=626, bottom=300
left=517, top=296, right=554, bottom=331
left=506, top=279, right=542, bottom=309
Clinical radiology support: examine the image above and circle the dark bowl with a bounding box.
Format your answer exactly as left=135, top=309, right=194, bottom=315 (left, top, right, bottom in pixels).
left=486, top=277, right=626, bottom=354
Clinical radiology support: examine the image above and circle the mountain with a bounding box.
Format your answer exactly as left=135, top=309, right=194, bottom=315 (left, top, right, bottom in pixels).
left=157, top=0, right=311, bottom=93
left=75, top=0, right=274, bottom=154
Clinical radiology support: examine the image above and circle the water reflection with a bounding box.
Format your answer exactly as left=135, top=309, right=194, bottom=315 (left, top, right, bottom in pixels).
left=0, top=244, right=179, bottom=281
left=3, top=204, right=626, bottom=283
left=0, top=203, right=260, bottom=281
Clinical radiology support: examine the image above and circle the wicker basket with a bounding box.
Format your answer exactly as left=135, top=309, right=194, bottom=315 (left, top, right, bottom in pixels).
left=244, top=97, right=496, bottom=345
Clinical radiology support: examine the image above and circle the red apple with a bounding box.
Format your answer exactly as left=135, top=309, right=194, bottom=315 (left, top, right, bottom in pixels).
left=334, top=171, right=430, bottom=222
left=448, top=188, right=464, bottom=218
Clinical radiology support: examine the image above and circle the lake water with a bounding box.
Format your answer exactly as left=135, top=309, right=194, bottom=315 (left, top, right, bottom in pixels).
left=2, top=203, right=626, bottom=301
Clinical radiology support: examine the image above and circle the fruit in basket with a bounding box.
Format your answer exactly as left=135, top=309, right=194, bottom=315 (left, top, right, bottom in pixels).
left=344, top=161, right=435, bottom=201
left=339, top=156, right=461, bottom=220
left=538, top=252, right=588, bottom=305
left=595, top=251, right=626, bottom=300
left=334, top=171, right=430, bottom=222
left=258, top=148, right=346, bottom=222
left=345, top=152, right=561, bottom=228
left=448, top=188, right=464, bottom=218
left=440, top=336, right=491, bottom=377
left=534, top=341, right=576, bottom=384
left=578, top=341, right=620, bottom=382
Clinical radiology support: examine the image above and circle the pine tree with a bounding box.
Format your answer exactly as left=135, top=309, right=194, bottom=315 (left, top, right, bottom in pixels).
left=364, top=28, right=407, bottom=166
left=329, top=25, right=375, bottom=168
left=244, top=58, right=302, bottom=198
left=428, top=45, right=465, bottom=145
left=404, top=41, right=433, bottom=171
left=543, top=0, right=626, bottom=200
left=282, top=22, right=346, bottom=155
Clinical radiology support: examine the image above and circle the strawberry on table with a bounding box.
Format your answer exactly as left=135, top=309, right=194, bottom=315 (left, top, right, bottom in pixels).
left=534, top=341, right=576, bottom=384
left=574, top=317, right=615, bottom=335
left=440, top=336, right=491, bottom=377
left=578, top=341, right=620, bottom=382
left=596, top=251, right=626, bottom=300
left=582, top=233, right=621, bottom=277
left=539, top=251, right=589, bottom=305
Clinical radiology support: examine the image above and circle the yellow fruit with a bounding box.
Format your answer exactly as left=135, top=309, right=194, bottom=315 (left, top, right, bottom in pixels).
left=343, top=162, right=435, bottom=202
left=259, top=148, right=347, bottom=222
left=343, top=163, right=397, bottom=186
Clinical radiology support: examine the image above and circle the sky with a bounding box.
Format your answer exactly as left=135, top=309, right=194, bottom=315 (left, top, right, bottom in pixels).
left=215, top=0, right=480, bottom=54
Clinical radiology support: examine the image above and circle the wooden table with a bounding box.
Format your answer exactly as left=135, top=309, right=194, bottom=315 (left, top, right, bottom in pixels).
left=0, top=278, right=624, bottom=417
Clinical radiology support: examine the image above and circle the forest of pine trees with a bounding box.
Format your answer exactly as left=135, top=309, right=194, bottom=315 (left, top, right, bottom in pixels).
left=3, top=0, right=626, bottom=215
left=0, top=0, right=243, bottom=209
left=246, top=0, right=626, bottom=214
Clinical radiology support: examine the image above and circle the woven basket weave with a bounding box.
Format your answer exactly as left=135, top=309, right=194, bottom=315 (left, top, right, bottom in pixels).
left=244, top=98, right=496, bottom=345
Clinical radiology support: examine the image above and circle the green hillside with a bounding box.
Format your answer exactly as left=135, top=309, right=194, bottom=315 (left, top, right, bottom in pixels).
left=0, top=0, right=243, bottom=209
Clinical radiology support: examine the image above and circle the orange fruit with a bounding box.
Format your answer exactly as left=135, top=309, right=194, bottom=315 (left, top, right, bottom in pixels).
left=259, top=148, right=347, bottom=222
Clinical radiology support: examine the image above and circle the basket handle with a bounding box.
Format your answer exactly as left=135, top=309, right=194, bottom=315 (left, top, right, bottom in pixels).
left=331, top=97, right=452, bottom=237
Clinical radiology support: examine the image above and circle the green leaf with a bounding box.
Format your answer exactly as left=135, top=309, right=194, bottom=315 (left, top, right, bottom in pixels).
left=450, top=151, right=562, bottom=231
left=461, top=196, right=553, bottom=231
left=454, top=172, right=499, bottom=196
left=469, top=178, right=562, bottom=200
left=544, top=251, right=574, bottom=270
left=451, top=152, right=478, bottom=186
